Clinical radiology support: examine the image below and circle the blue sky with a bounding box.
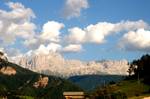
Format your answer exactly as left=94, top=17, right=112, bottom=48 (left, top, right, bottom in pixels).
left=0, top=0, right=150, bottom=61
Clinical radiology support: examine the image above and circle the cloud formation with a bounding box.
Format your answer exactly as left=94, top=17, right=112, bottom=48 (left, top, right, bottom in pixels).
left=63, top=44, right=83, bottom=52
left=22, top=20, right=64, bottom=51
left=66, top=20, right=149, bottom=44
left=0, top=2, right=36, bottom=44
left=62, top=0, right=89, bottom=19
left=40, top=21, right=64, bottom=42
left=33, top=43, right=62, bottom=55
left=66, top=27, right=86, bottom=43
left=114, top=20, right=149, bottom=32
left=1, top=2, right=150, bottom=58
left=119, top=29, right=150, bottom=52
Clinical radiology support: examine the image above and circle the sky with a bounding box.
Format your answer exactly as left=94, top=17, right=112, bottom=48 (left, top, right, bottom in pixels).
left=0, top=0, right=150, bottom=61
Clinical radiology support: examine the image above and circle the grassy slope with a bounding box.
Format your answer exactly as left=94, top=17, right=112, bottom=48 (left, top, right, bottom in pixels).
left=104, top=80, right=150, bottom=98
left=115, top=80, right=150, bottom=97
left=92, top=79, right=150, bottom=99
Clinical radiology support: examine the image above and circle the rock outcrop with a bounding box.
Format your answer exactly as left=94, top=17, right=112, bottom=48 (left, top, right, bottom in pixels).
left=143, top=97, right=150, bottom=99
left=0, top=66, right=16, bottom=75
left=0, top=52, right=16, bottom=75
left=33, top=75, right=49, bottom=88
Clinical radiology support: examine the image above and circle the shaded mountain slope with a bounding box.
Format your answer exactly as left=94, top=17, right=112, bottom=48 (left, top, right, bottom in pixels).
left=0, top=61, right=82, bottom=99
left=68, top=75, right=125, bottom=91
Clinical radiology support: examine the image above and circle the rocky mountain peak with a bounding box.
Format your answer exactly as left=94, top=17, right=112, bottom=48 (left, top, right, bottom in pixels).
left=16, top=52, right=129, bottom=77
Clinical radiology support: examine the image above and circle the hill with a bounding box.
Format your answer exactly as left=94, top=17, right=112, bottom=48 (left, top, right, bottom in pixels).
left=0, top=60, right=82, bottom=99
left=91, top=79, right=150, bottom=99
left=68, top=75, right=125, bottom=91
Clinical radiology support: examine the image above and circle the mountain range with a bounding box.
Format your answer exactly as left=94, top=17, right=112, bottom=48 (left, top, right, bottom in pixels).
left=15, top=51, right=129, bottom=77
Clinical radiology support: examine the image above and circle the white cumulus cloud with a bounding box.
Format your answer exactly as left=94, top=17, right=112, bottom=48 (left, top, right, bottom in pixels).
left=23, top=21, right=64, bottom=50
left=63, top=44, right=83, bottom=52
left=66, top=27, right=86, bottom=43
left=0, top=21, right=3, bottom=31
left=114, top=20, right=149, bottom=32
left=62, top=0, right=89, bottom=19
left=66, top=20, right=149, bottom=44
left=24, top=38, right=38, bottom=47
left=119, top=29, right=150, bottom=52
left=0, top=2, right=36, bottom=44
left=7, top=22, right=36, bottom=39
left=34, top=43, right=62, bottom=55
left=85, top=22, right=115, bottom=43
left=40, top=21, right=64, bottom=42
left=1, top=2, right=150, bottom=57
left=47, top=43, right=62, bottom=52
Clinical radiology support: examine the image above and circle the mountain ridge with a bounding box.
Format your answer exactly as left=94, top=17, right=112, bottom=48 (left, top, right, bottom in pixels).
left=15, top=52, right=129, bottom=77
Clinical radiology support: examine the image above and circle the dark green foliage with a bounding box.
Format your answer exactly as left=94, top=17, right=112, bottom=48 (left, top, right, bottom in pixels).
left=111, top=92, right=127, bottom=99
left=91, top=85, right=127, bottom=99
left=0, top=85, right=7, bottom=96
left=128, top=54, right=150, bottom=84
left=109, top=81, right=116, bottom=85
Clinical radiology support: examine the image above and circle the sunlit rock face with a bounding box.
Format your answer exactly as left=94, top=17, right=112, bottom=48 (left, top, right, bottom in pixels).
left=18, top=52, right=65, bottom=71
left=0, top=66, right=16, bottom=75
left=33, top=75, right=49, bottom=88
left=143, top=96, right=150, bottom=99
left=17, top=52, right=129, bottom=77
left=0, top=52, right=16, bottom=76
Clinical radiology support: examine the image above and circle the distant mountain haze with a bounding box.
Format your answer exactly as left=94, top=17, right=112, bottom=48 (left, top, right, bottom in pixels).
left=13, top=51, right=129, bottom=77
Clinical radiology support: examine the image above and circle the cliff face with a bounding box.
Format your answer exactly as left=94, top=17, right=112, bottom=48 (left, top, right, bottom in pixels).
left=17, top=52, right=129, bottom=77
left=0, top=52, right=15, bottom=76
left=33, top=75, right=49, bottom=88
left=0, top=66, right=16, bottom=75
left=18, top=52, right=65, bottom=71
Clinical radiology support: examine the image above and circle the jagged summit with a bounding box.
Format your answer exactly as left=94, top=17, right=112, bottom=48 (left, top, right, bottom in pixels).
left=16, top=51, right=129, bottom=77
